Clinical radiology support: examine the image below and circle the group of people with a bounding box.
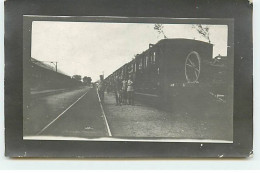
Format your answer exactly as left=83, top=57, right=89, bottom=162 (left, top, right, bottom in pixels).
left=113, top=77, right=135, bottom=106
left=97, top=77, right=135, bottom=105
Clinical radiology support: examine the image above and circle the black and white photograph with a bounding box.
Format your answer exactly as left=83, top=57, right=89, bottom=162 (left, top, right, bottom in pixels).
left=22, top=16, right=234, bottom=143
left=3, top=0, right=255, bottom=160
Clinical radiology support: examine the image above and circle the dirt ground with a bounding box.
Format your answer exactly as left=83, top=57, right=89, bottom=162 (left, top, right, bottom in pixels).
left=103, top=92, right=233, bottom=141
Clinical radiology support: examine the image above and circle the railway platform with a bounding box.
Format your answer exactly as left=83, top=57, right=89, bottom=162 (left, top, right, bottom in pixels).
left=102, top=92, right=232, bottom=142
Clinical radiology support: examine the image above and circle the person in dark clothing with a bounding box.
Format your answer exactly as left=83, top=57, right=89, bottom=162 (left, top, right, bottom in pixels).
left=114, top=78, right=122, bottom=105
left=121, top=78, right=127, bottom=104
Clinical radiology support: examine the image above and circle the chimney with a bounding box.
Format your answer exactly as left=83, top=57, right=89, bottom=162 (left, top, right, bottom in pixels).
left=149, top=44, right=154, bottom=48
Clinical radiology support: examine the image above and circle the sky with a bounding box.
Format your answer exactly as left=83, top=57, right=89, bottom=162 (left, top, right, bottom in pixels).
left=31, top=21, right=228, bottom=81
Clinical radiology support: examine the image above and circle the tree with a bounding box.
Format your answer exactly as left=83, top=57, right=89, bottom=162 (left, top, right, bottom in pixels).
left=154, top=24, right=167, bottom=39
left=83, top=76, right=92, bottom=85
left=87, top=77, right=92, bottom=84
left=192, top=24, right=211, bottom=43
left=72, top=75, right=82, bottom=81
left=83, top=76, right=88, bottom=83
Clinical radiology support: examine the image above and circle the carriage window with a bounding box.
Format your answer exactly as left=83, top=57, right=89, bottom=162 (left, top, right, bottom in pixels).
left=129, top=63, right=133, bottom=74
left=139, top=60, right=142, bottom=69
left=142, top=57, right=146, bottom=69
left=153, top=52, right=156, bottom=63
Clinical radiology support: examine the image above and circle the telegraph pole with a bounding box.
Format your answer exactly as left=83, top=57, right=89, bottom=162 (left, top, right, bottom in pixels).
left=49, top=61, right=58, bottom=72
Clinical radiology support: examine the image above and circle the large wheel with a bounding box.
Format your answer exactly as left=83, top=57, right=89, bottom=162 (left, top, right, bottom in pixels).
left=185, top=51, right=201, bottom=83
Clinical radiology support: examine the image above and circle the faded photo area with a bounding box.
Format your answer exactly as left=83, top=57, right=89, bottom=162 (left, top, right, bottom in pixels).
left=23, top=17, right=233, bottom=143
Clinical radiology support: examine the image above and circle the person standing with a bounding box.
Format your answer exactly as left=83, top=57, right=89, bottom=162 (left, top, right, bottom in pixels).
left=121, top=79, right=127, bottom=104
left=117, top=79, right=122, bottom=105
left=114, top=78, right=122, bottom=105
left=127, top=77, right=134, bottom=105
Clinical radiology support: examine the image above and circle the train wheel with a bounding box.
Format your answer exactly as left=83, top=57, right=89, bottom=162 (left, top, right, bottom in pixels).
left=185, top=51, right=201, bottom=83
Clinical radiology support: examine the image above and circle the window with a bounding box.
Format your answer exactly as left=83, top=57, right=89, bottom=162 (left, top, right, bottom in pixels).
left=139, top=60, right=142, bottom=70
left=142, top=57, right=145, bottom=69
left=128, top=63, right=133, bottom=74
left=153, top=52, right=156, bottom=63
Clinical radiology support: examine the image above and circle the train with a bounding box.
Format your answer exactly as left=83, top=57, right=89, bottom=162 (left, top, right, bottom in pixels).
left=104, top=38, right=230, bottom=108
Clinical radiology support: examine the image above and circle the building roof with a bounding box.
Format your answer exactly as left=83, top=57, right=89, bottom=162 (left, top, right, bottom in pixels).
left=30, top=57, right=68, bottom=76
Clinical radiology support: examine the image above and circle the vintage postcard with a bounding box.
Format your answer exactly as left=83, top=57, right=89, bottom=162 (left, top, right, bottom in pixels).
left=4, top=0, right=253, bottom=158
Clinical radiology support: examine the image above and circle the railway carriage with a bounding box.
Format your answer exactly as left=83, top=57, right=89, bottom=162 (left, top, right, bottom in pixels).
left=105, top=39, right=229, bottom=107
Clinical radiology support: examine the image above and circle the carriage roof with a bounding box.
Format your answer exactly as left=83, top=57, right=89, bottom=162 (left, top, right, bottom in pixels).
left=136, top=38, right=212, bottom=57
left=105, top=39, right=212, bottom=81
